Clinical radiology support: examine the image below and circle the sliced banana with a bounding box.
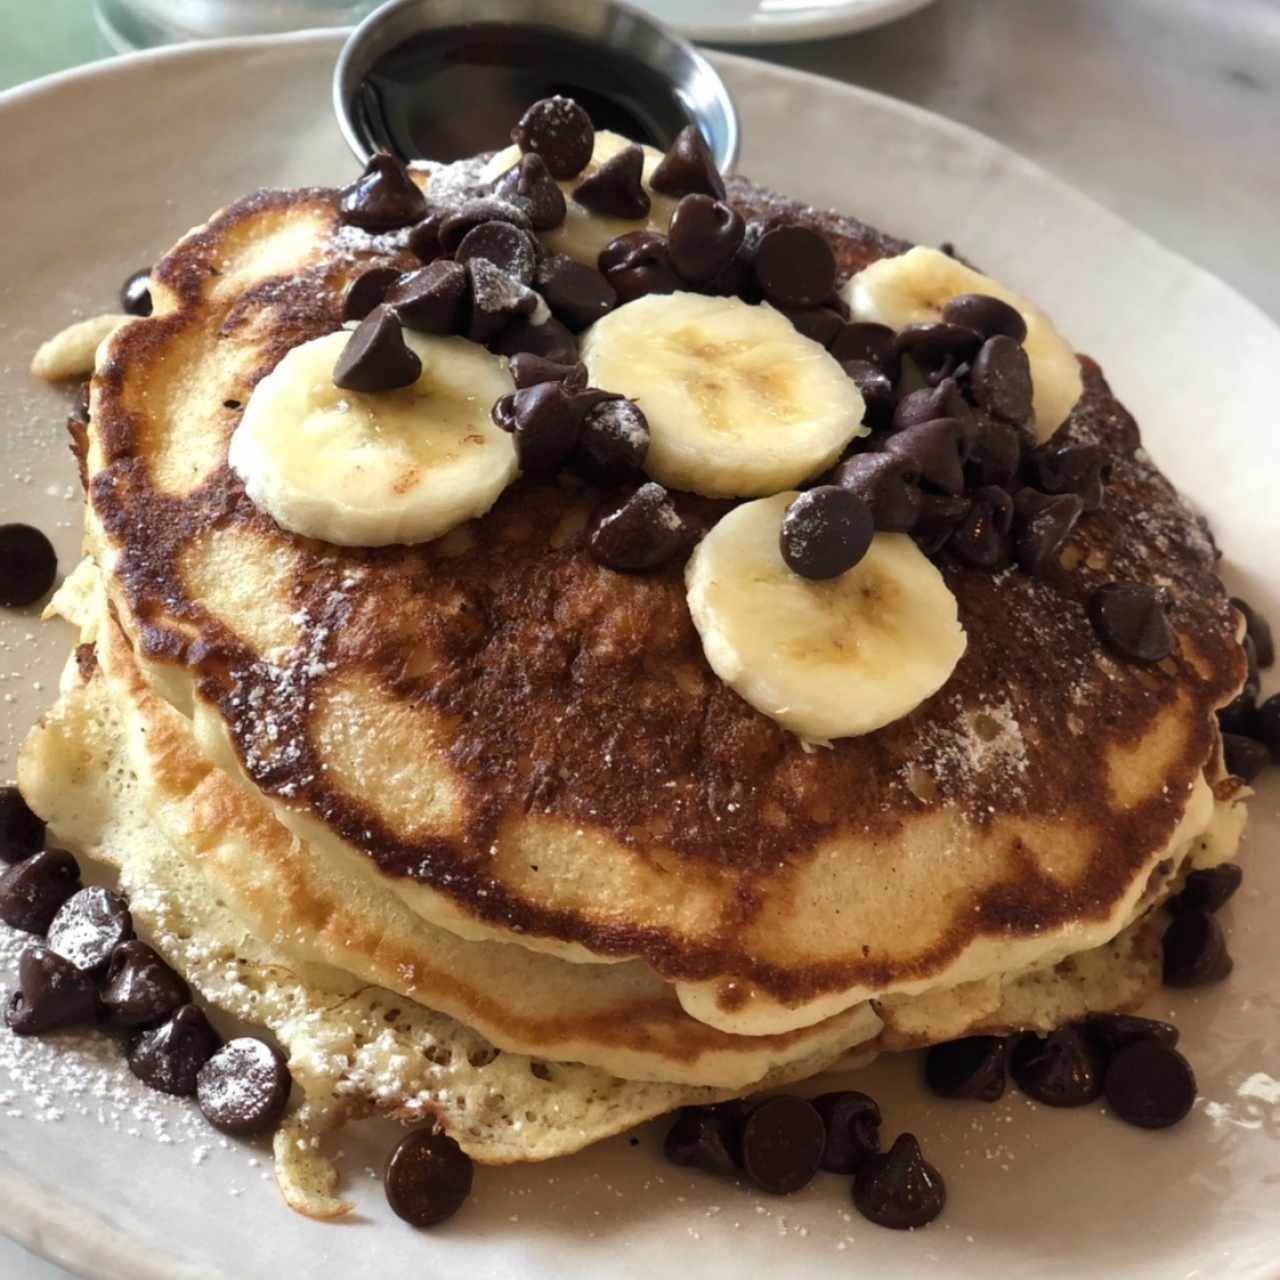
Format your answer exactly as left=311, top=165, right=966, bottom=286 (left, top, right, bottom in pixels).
left=228, top=329, right=516, bottom=547
left=686, top=493, right=966, bottom=743
left=580, top=293, right=867, bottom=498
left=481, top=130, right=677, bottom=267
left=842, top=245, right=1082, bottom=442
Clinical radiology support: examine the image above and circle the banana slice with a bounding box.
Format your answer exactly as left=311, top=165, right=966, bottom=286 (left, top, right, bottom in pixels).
left=481, top=130, right=677, bottom=267
left=580, top=293, right=866, bottom=498
left=841, top=246, right=1082, bottom=442
left=229, top=329, right=516, bottom=547
left=686, top=493, right=966, bottom=742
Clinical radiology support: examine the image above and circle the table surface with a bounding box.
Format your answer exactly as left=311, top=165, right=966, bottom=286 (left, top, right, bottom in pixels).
left=2, top=1, right=1277, bottom=1275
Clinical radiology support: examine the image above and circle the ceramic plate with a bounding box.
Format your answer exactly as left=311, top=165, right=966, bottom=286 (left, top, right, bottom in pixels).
left=0, top=31, right=1277, bottom=1280
left=631, top=0, right=937, bottom=44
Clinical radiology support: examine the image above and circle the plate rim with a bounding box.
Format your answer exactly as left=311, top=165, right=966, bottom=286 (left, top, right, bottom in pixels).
left=658, top=0, right=938, bottom=44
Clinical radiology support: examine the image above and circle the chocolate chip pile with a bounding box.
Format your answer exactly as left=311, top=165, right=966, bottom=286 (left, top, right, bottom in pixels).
left=0, top=785, right=292, bottom=1135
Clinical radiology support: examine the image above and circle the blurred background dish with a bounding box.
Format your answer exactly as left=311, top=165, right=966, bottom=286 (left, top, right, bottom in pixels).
left=629, top=0, right=937, bottom=43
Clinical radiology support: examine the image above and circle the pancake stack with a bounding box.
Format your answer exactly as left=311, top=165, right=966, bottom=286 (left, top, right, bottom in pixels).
left=18, top=112, right=1249, bottom=1218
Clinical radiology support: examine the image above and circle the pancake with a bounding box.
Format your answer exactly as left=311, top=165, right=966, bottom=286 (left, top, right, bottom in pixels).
left=77, top=169, right=1246, bottom=1043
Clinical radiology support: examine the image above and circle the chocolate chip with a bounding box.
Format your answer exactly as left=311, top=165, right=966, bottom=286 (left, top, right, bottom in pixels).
left=338, top=153, right=426, bottom=232
left=948, top=486, right=1013, bottom=569
left=341, top=266, right=402, bottom=322
left=386, top=260, right=466, bottom=336
left=1089, top=582, right=1175, bottom=663
left=455, top=220, right=539, bottom=285
left=780, top=486, right=874, bottom=580
left=512, top=96, right=594, bottom=180
left=1163, top=910, right=1233, bottom=986
left=197, top=1038, right=293, bottom=1137
left=439, top=198, right=533, bottom=255
left=941, top=293, right=1027, bottom=343
left=46, top=887, right=133, bottom=972
left=1252, top=692, right=1280, bottom=758
left=779, top=306, right=844, bottom=348
left=738, top=1095, right=825, bottom=1195
left=1104, top=1040, right=1197, bottom=1129
left=580, top=398, right=649, bottom=473
left=663, top=1105, right=738, bottom=1176
left=1221, top=733, right=1270, bottom=782
left=465, top=258, right=538, bottom=343
left=598, top=231, right=680, bottom=304
left=811, top=1091, right=881, bottom=1173
left=332, top=306, right=422, bottom=392
left=490, top=314, right=578, bottom=365
left=895, top=322, right=982, bottom=383
left=1010, top=1025, right=1103, bottom=1106
left=969, top=335, right=1033, bottom=423
left=0, top=785, right=44, bottom=865
left=667, top=195, right=745, bottom=285
left=126, top=1004, right=221, bottom=1096
left=913, top=493, right=972, bottom=555
left=852, top=1133, right=946, bottom=1230
left=1230, top=596, right=1274, bottom=669
left=0, top=524, right=58, bottom=607
left=963, top=414, right=1023, bottom=487
left=650, top=125, right=725, bottom=200
left=508, top=354, right=587, bottom=390
left=703, top=250, right=754, bottom=300
left=494, top=152, right=567, bottom=230
left=101, top=940, right=190, bottom=1028
left=0, top=847, right=80, bottom=933
left=536, top=254, right=617, bottom=331
left=384, top=1128, right=474, bottom=1227
left=119, top=268, right=153, bottom=317
left=831, top=453, right=922, bottom=532
left=925, top=1036, right=1008, bottom=1101
left=1085, top=1013, right=1180, bottom=1057
left=828, top=322, right=897, bottom=378
left=588, top=482, right=689, bottom=572
left=843, top=360, right=896, bottom=429
left=893, top=377, right=971, bottom=431
left=504, top=380, right=582, bottom=476
left=1217, top=679, right=1258, bottom=738
left=752, top=225, right=837, bottom=309
left=5, top=945, right=100, bottom=1035
left=1026, top=443, right=1111, bottom=513
left=1013, top=488, right=1083, bottom=576
left=573, top=145, right=650, bottom=220
left=407, top=211, right=446, bottom=263
left=881, top=419, right=969, bottom=495
left=1168, top=863, right=1243, bottom=915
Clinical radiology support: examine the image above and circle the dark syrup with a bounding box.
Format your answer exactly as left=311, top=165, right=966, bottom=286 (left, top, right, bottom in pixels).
left=359, top=23, right=694, bottom=163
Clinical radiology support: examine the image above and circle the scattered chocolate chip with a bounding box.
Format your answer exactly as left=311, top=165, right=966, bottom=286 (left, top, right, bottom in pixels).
left=385, top=1128, right=474, bottom=1227
left=126, top=1004, right=221, bottom=1096
left=811, top=1091, right=881, bottom=1173
left=852, top=1133, right=946, bottom=1230
left=1027, top=443, right=1111, bottom=513
left=703, top=250, right=754, bottom=300
left=780, top=486, right=874, bottom=580
left=504, top=380, right=582, bottom=476
left=341, top=266, right=402, bottom=322
left=580, top=398, right=649, bottom=473
left=1163, top=910, right=1234, bottom=987
left=338, top=152, right=426, bottom=232
left=197, top=1038, right=293, bottom=1137
left=1221, top=733, right=1270, bottom=782
left=536, top=254, right=617, bottom=331
left=332, top=306, right=422, bottom=392
left=1013, top=488, right=1084, bottom=576
left=843, top=360, right=896, bottom=429
left=101, top=940, right=190, bottom=1028
left=893, top=377, right=971, bottom=431
left=465, top=258, right=538, bottom=343
left=0, top=847, right=80, bottom=933
left=881, top=419, right=969, bottom=496
left=752, top=225, right=837, bottom=309
left=663, top=1105, right=739, bottom=1176
left=650, top=125, right=725, bottom=200
left=831, top=453, right=922, bottom=533
left=386, top=260, right=468, bottom=336
left=508, top=354, right=587, bottom=390
left=1230, top=596, right=1274, bottom=669
left=119, top=268, right=153, bottom=317
left=5, top=945, right=100, bottom=1035
left=948, top=485, right=1013, bottom=569
left=779, top=306, right=844, bottom=348
left=0, top=524, right=58, bottom=607
left=913, top=493, right=972, bottom=555
left=925, top=1036, right=1008, bottom=1101
left=512, top=96, right=594, bottom=179
left=963, top=415, right=1023, bottom=487
left=941, top=293, right=1027, bottom=343
left=1168, top=863, right=1243, bottom=915
left=895, top=322, right=982, bottom=383
left=1217, top=682, right=1258, bottom=738
left=1254, top=693, right=1280, bottom=759
left=0, top=785, right=44, bottom=865
left=1104, top=1040, right=1197, bottom=1129
left=46, top=887, right=133, bottom=972
left=830, top=322, right=899, bottom=376
left=573, top=144, right=650, bottom=219
left=1089, top=582, right=1175, bottom=664
left=738, top=1095, right=824, bottom=1195
left=407, top=211, right=446, bottom=263
left=588, top=482, right=689, bottom=572
left=455, top=220, right=539, bottom=285
left=1010, top=1026, right=1103, bottom=1106
left=969, top=335, right=1033, bottom=423
left=439, top=198, right=533, bottom=255
left=667, top=194, right=745, bottom=285
left=1086, top=1012, right=1180, bottom=1057
left=598, top=231, right=680, bottom=304
left=494, top=152, right=567, bottom=230
left=490, top=314, right=578, bottom=365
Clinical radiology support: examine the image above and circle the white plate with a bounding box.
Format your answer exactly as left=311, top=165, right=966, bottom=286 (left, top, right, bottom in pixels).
left=1, top=31, right=1278, bottom=1280
left=630, top=0, right=936, bottom=44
